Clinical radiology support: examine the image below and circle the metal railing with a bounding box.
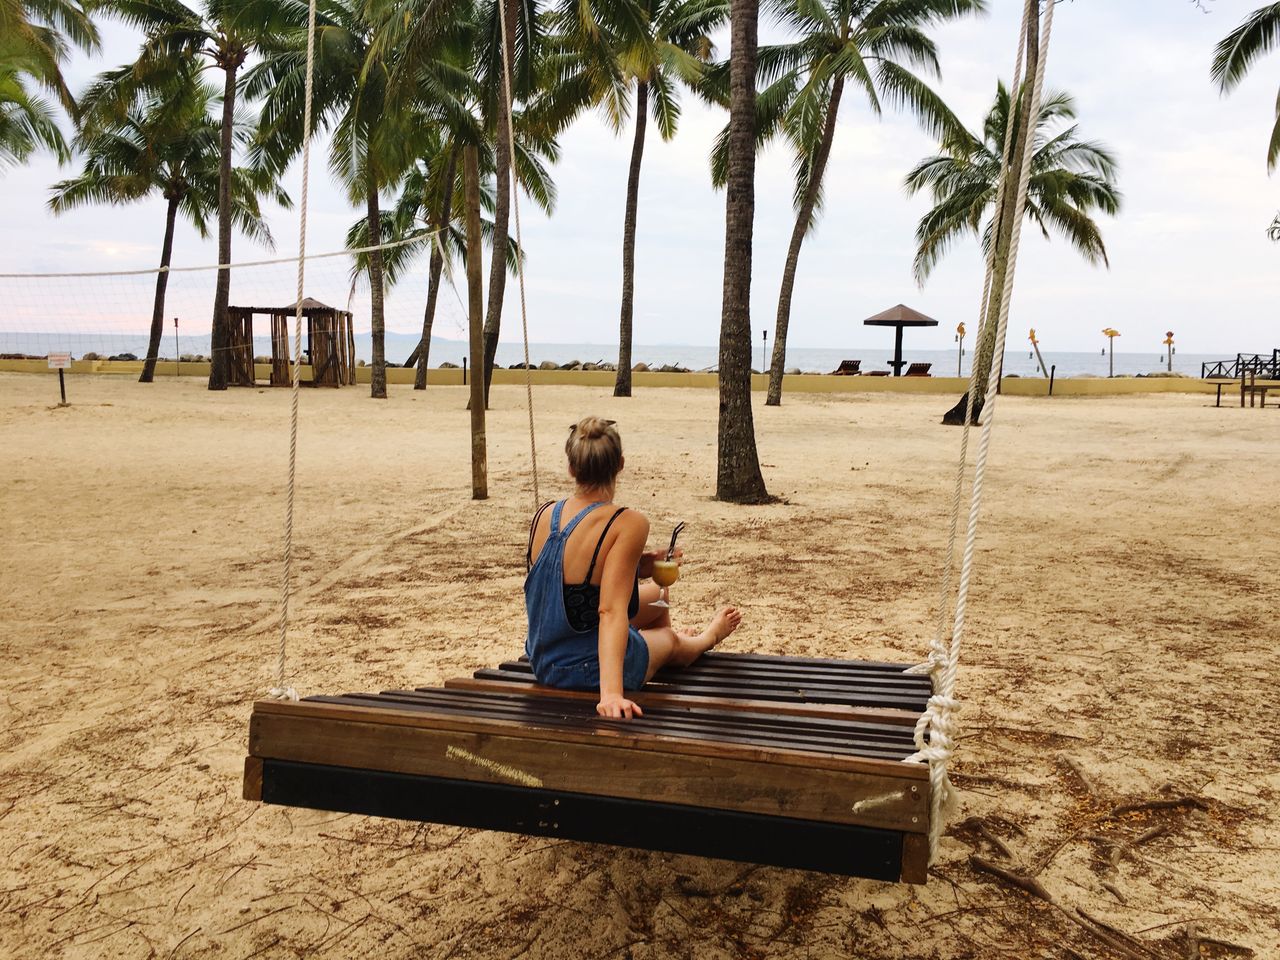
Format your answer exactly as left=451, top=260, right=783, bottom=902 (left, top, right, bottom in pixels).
left=1202, top=351, right=1280, bottom=380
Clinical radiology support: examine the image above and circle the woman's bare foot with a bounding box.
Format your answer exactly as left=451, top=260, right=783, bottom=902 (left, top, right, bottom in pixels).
left=679, top=606, right=742, bottom=657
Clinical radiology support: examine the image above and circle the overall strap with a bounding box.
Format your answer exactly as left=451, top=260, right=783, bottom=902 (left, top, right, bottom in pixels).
left=548, top=499, right=567, bottom=536
left=525, top=499, right=556, bottom=570
left=581, top=508, right=628, bottom=585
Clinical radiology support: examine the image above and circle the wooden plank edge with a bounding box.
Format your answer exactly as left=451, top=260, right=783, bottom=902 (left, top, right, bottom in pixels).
left=243, top=756, right=263, bottom=801
left=248, top=698, right=929, bottom=781
left=249, top=712, right=931, bottom=833
left=901, top=833, right=930, bottom=885
left=443, top=676, right=923, bottom=726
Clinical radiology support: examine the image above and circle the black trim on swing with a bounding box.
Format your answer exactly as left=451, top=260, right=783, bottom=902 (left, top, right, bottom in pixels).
left=259, top=759, right=907, bottom=880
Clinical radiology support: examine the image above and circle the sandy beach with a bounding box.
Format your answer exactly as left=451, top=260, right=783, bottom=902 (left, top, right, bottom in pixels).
left=1, top=370, right=1277, bottom=959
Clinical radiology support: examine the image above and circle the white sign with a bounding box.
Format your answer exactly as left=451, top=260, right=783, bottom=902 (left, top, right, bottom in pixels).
left=47, top=352, right=72, bottom=369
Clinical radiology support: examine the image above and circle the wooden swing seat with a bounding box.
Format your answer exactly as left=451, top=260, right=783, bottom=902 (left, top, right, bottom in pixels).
left=243, top=651, right=935, bottom=882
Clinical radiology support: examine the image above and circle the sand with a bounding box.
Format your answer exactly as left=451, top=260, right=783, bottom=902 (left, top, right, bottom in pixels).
left=1, top=370, right=1277, bottom=959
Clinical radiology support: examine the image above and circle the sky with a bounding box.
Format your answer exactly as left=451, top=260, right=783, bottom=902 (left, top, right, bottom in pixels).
left=2, top=0, right=1278, bottom=355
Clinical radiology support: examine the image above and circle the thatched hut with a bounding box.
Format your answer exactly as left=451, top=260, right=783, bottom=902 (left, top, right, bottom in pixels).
left=225, top=298, right=355, bottom=387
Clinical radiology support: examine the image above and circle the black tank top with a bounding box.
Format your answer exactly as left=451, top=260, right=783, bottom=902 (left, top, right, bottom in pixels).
left=528, top=501, right=641, bottom=631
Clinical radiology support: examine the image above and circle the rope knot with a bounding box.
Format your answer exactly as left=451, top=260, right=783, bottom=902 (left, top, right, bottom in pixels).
left=267, top=686, right=299, bottom=702
left=904, top=647, right=949, bottom=677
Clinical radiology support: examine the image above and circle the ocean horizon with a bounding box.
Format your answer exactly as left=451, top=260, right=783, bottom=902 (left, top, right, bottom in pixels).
left=2, top=328, right=1262, bottom=379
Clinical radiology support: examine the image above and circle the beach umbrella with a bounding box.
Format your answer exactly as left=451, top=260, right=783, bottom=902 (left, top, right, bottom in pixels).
left=864, top=304, right=939, bottom=376
left=1163, top=331, right=1175, bottom=372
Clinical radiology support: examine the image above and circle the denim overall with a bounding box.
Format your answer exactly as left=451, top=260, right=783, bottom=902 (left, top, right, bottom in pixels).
left=524, top=500, right=649, bottom=691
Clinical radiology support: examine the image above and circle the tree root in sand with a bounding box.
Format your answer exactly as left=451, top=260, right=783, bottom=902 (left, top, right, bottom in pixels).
left=970, top=856, right=1158, bottom=960
left=967, top=787, right=1259, bottom=959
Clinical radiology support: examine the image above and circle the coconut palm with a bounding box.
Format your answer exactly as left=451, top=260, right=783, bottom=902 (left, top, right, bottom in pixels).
left=906, top=84, right=1119, bottom=279
left=0, top=62, right=69, bottom=166
left=906, top=81, right=1120, bottom=421
left=381, top=0, right=582, bottom=404
left=345, top=126, right=554, bottom=388
left=248, top=0, right=429, bottom=399
left=1, top=0, right=99, bottom=119
left=1, top=0, right=99, bottom=165
left=105, top=0, right=293, bottom=391
left=716, top=0, right=768, bottom=503
left=1212, top=4, right=1280, bottom=171
left=710, top=0, right=983, bottom=407
left=49, top=67, right=283, bottom=383
left=555, top=0, right=728, bottom=398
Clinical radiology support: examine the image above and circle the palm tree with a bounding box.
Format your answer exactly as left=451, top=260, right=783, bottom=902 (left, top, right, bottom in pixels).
left=716, top=0, right=768, bottom=503
left=248, top=0, right=426, bottom=399
left=477, top=0, right=539, bottom=405
left=0, top=61, right=69, bottom=166
left=906, top=84, right=1119, bottom=280
left=106, top=0, right=291, bottom=391
left=710, top=0, right=982, bottom=406
left=0, top=0, right=99, bottom=165
left=906, top=81, right=1119, bottom=421
left=1213, top=4, right=1280, bottom=171
left=574, top=0, right=729, bottom=398
left=1, top=0, right=99, bottom=116
left=345, top=130, right=554, bottom=387
left=49, top=67, right=282, bottom=382
left=381, top=0, right=583, bottom=405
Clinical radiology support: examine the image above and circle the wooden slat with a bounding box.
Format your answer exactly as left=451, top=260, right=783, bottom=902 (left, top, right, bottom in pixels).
left=479, top=668, right=927, bottom=711
left=252, top=698, right=928, bottom=781
left=249, top=708, right=928, bottom=832
left=680, top=650, right=922, bottom=672
left=443, top=676, right=922, bottom=726
left=502, top=656, right=932, bottom=687
left=390, top=686, right=915, bottom=745
left=494, top=659, right=932, bottom=695
left=354, top=691, right=913, bottom=760
left=288, top=695, right=921, bottom=775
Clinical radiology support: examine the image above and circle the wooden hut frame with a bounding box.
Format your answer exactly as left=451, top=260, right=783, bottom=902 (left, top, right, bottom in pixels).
left=227, top=299, right=356, bottom=387
left=225, top=308, right=257, bottom=387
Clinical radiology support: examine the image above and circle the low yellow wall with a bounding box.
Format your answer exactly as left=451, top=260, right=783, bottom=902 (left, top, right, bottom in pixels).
left=0, top=358, right=1222, bottom=397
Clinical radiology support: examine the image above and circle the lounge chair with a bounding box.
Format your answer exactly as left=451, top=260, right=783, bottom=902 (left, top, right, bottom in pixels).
left=904, top=362, right=933, bottom=377
left=830, top=359, right=861, bottom=376
left=866, top=370, right=891, bottom=377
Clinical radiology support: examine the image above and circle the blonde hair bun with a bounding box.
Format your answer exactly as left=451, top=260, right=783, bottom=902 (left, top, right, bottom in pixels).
left=566, top=416, right=622, bottom=488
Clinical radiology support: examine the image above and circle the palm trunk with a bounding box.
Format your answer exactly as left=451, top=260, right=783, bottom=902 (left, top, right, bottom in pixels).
left=766, top=74, right=845, bottom=407
left=141, top=193, right=180, bottom=384
left=414, top=148, right=458, bottom=389
left=943, top=0, right=1039, bottom=426
left=614, top=80, right=648, bottom=398
left=716, top=0, right=769, bottom=504
left=464, top=145, right=488, bottom=499
left=480, top=0, right=519, bottom=407
left=367, top=170, right=387, bottom=399
left=207, top=60, right=238, bottom=391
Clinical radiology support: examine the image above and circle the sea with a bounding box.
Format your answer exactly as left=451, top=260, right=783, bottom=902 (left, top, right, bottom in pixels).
left=0, top=329, right=1246, bottom=379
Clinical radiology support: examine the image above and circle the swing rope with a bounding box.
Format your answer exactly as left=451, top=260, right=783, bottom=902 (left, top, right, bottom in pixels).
left=269, top=0, right=542, bottom=698
left=906, top=0, right=1057, bottom=864
left=495, top=0, right=542, bottom=511
left=268, top=0, right=320, bottom=703
left=911, top=0, right=1031, bottom=687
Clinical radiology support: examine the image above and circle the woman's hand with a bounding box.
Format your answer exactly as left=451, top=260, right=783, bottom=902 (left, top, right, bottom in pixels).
left=637, top=548, right=682, bottom=581
left=597, top=693, right=644, bottom=720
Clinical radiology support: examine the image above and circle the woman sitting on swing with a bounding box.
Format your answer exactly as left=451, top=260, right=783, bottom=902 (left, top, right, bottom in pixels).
left=525, top=416, right=741, bottom=720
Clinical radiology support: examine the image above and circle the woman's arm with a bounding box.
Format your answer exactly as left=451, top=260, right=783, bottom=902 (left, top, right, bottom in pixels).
left=596, top=512, right=649, bottom=720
